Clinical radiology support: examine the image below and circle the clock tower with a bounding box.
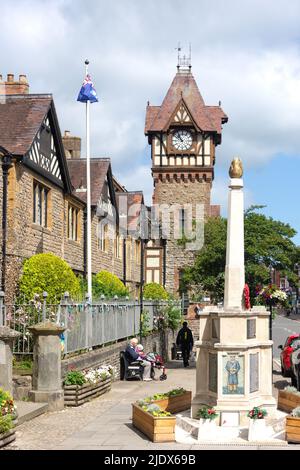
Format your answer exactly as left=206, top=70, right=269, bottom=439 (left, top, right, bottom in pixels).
left=145, top=56, right=228, bottom=295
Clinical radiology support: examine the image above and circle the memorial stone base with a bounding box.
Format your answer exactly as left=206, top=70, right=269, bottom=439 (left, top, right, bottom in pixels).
left=191, top=307, right=276, bottom=426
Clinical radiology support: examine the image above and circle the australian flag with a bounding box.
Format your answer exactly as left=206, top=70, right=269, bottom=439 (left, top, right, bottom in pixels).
left=77, top=74, right=98, bottom=103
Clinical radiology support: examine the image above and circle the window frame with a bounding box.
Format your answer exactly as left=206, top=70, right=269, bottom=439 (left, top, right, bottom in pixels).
left=68, top=204, right=79, bottom=241
left=33, top=180, right=49, bottom=227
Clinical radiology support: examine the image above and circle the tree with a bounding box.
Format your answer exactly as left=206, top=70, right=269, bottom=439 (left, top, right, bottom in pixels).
left=19, top=253, right=80, bottom=303
left=183, top=206, right=300, bottom=304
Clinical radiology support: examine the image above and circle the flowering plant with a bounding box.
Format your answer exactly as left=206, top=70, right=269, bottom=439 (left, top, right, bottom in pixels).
left=247, top=406, right=267, bottom=419
left=244, top=284, right=251, bottom=310
left=0, top=389, right=16, bottom=416
left=140, top=403, right=172, bottom=417
left=64, top=365, right=116, bottom=386
left=83, top=365, right=116, bottom=384
left=196, top=405, right=218, bottom=420
left=256, top=284, right=287, bottom=307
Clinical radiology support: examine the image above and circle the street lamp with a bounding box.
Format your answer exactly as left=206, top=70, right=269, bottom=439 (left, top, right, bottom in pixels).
left=139, top=236, right=149, bottom=343
left=295, top=263, right=300, bottom=314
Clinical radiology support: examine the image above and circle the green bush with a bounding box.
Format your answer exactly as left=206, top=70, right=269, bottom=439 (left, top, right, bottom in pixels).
left=63, top=370, right=86, bottom=386
left=143, top=283, right=169, bottom=300
left=141, top=309, right=151, bottom=337
left=93, top=270, right=129, bottom=299
left=19, top=253, right=80, bottom=304
left=155, top=300, right=183, bottom=331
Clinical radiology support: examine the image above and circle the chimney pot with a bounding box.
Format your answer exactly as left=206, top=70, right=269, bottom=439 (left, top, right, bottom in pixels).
left=7, top=74, right=14, bottom=82
left=19, top=74, right=28, bottom=84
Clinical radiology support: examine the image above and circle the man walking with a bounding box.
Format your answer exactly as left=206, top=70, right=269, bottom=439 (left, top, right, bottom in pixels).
left=176, top=322, right=194, bottom=367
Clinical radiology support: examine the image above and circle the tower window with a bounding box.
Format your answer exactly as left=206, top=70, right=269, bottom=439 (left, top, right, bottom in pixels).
left=179, top=208, right=186, bottom=237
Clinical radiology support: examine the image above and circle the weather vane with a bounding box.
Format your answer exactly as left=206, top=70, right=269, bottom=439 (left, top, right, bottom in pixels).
left=176, top=42, right=192, bottom=72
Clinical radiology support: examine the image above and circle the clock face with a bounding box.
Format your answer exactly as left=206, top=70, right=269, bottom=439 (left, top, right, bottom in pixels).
left=172, top=130, right=193, bottom=151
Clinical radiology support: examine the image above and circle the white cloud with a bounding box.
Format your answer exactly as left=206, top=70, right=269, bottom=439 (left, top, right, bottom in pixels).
left=1, top=0, right=300, bottom=203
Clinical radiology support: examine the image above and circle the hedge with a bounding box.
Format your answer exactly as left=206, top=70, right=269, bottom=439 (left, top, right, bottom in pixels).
left=19, top=253, right=80, bottom=304
left=143, top=283, right=169, bottom=300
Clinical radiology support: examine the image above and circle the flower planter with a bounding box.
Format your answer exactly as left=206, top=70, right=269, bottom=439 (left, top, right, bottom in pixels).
left=0, top=413, right=17, bottom=449
left=64, top=377, right=112, bottom=407
left=197, top=419, right=217, bottom=441
left=248, top=419, right=267, bottom=441
left=0, top=429, right=16, bottom=448
left=150, top=391, right=192, bottom=414
left=132, top=403, right=176, bottom=443
left=286, top=416, right=300, bottom=443
left=278, top=390, right=300, bottom=413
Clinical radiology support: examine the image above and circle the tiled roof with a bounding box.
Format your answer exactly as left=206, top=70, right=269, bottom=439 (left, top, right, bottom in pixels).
left=145, top=72, right=227, bottom=134
left=116, top=191, right=144, bottom=232
left=144, top=106, right=160, bottom=134
left=67, top=158, right=110, bottom=206
left=0, top=94, right=52, bottom=155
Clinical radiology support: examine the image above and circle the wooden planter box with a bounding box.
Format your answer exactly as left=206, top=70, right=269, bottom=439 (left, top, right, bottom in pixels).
left=152, top=391, right=192, bottom=414
left=286, top=416, right=300, bottom=443
left=64, top=377, right=112, bottom=406
left=0, top=429, right=16, bottom=448
left=132, top=403, right=176, bottom=443
left=278, top=390, right=300, bottom=413
left=0, top=413, right=17, bottom=449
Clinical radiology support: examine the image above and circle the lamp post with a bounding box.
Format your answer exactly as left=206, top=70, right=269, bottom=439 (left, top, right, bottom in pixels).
left=139, top=204, right=151, bottom=343
left=269, top=264, right=275, bottom=341
left=0, top=147, right=13, bottom=293
left=295, top=263, right=300, bottom=314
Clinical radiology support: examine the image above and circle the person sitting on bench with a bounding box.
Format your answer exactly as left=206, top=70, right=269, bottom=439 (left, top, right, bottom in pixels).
left=125, top=338, right=152, bottom=381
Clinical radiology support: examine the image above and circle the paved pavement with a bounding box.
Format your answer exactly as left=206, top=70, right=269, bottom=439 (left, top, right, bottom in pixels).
left=4, top=335, right=300, bottom=450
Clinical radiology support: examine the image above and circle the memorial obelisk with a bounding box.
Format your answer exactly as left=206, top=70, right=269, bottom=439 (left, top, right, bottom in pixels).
left=192, top=158, right=276, bottom=425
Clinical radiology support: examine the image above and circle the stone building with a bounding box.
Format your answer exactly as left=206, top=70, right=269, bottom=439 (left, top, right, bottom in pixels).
left=0, top=74, right=143, bottom=301
left=145, top=60, right=228, bottom=295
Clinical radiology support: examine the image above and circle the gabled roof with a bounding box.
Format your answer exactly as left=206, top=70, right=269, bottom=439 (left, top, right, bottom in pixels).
left=145, top=71, right=228, bottom=135
left=67, top=158, right=116, bottom=209
left=0, top=93, right=72, bottom=192
left=0, top=94, right=52, bottom=155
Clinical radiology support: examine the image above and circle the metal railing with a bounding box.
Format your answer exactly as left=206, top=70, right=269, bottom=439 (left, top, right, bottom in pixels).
left=2, top=294, right=160, bottom=356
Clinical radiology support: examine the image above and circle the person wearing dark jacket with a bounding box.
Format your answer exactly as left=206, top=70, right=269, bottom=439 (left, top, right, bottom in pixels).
left=176, top=322, right=194, bottom=367
left=125, top=338, right=152, bottom=381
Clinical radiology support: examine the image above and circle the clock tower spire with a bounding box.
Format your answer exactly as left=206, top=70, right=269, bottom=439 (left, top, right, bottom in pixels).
left=145, top=62, right=228, bottom=295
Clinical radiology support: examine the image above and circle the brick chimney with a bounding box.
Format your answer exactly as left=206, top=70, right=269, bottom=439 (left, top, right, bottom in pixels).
left=62, top=130, right=81, bottom=159
left=0, top=74, right=29, bottom=95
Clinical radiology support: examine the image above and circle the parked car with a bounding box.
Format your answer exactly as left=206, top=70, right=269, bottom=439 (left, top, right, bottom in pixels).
left=278, top=334, right=300, bottom=379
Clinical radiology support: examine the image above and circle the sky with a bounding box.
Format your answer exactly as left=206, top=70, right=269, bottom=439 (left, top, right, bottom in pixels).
left=1, top=0, right=300, bottom=243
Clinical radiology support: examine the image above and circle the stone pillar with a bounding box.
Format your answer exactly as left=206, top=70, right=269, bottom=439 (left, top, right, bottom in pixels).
left=224, top=177, right=245, bottom=310
left=28, top=322, right=65, bottom=411
left=0, top=327, right=20, bottom=395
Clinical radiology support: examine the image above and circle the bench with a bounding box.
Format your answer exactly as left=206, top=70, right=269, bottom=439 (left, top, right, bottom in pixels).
left=120, top=351, right=144, bottom=381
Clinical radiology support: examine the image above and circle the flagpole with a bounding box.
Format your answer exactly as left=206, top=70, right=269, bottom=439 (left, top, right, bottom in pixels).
left=85, top=59, right=92, bottom=301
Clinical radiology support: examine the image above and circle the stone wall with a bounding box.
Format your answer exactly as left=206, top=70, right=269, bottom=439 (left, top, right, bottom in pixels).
left=4, top=160, right=141, bottom=301
left=61, top=328, right=178, bottom=379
